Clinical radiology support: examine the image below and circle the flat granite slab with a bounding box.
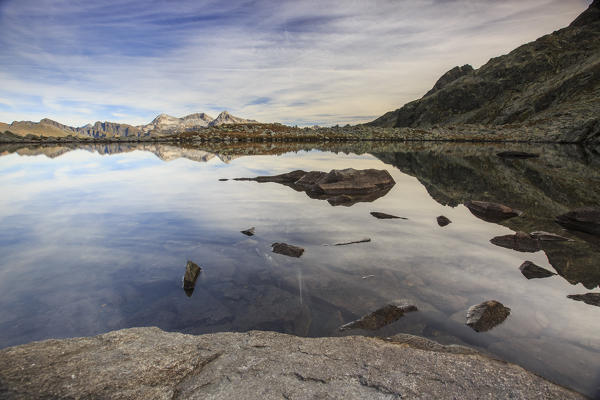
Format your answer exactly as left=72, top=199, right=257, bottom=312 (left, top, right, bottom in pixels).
left=0, top=327, right=585, bottom=399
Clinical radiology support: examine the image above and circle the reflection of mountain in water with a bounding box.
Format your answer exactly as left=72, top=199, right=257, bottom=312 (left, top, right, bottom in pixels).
left=372, top=145, right=600, bottom=289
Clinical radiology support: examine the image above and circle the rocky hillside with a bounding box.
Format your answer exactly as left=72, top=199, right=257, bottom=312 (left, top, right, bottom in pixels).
left=140, top=112, right=214, bottom=133
left=208, top=110, right=257, bottom=126
left=368, top=1, right=600, bottom=144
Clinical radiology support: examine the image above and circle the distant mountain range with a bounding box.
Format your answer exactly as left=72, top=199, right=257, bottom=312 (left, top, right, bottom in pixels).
left=0, top=111, right=257, bottom=138
left=368, top=0, right=600, bottom=143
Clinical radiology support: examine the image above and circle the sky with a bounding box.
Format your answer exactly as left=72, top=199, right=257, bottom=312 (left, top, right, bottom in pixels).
left=0, top=0, right=592, bottom=127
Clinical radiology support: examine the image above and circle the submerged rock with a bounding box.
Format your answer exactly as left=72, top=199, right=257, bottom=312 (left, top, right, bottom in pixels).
left=271, top=242, right=304, bottom=258
left=530, top=231, right=572, bottom=241
left=339, top=304, right=417, bottom=331
left=466, top=300, right=511, bottom=332
left=496, top=151, right=540, bottom=159
left=437, top=215, right=452, bottom=227
left=464, top=200, right=522, bottom=223
left=241, top=227, right=255, bottom=236
left=490, top=232, right=541, bottom=253
left=235, top=168, right=396, bottom=206
left=556, top=208, right=600, bottom=236
left=183, top=261, right=202, bottom=297
left=519, top=261, right=556, bottom=279
left=370, top=211, right=407, bottom=219
left=0, top=327, right=585, bottom=400
left=567, top=293, right=600, bottom=307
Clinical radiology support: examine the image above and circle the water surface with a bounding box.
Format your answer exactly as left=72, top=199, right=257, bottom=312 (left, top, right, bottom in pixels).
left=0, top=142, right=599, bottom=397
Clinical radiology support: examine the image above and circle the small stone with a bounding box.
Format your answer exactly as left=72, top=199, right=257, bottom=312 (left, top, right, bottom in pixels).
left=370, top=212, right=407, bottom=219
left=241, top=227, right=255, bottom=236
left=519, top=261, right=556, bottom=279
left=466, top=300, right=511, bottom=332
left=437, top=215, right=452, bottom=227
left=271, top=242, right=304, bottom=258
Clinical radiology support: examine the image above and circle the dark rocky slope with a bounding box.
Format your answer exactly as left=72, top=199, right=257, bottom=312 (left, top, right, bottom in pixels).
left=368, top=1, right=600, bottom=144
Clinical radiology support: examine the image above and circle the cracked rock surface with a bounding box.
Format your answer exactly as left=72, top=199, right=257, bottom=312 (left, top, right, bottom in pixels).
left=0, top=327, right=584, bottom=399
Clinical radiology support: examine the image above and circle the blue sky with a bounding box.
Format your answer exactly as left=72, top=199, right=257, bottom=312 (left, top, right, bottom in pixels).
left=0, top=0, right=591, bottom=127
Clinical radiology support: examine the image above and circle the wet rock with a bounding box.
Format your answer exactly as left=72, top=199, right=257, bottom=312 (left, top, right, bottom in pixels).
left=235, top=168, right=396, bottom=207
left=567, top=293, right=600, bottom=307
left=496, top=151, right=540, bottom=159
left=437, top=215, right=452, bottom=226
left=490, top=231, right=541, bottom=252
left=183, top=261, right=202, bottom=297
left=339, top=304, right=417, bottom=331
left=519, top=261, right=556, bottom=279
left=466, top=300, right=511, bottom=332
left=333, top=238, right=371, bottom=246
left=530, top=231, right=572, bottom=241
left=556, top=207, right=600, bottom=236
left=241, top=227, right=255, bottom=236
left=370, top=211, right=407, bottom=219
left=271, top=242, right=304, bottom=258
left=0, top=327, right=586, bottom=400
left=464, top=200, right=522, bottom=223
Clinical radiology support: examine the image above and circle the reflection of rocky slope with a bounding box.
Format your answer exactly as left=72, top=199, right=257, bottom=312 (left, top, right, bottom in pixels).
left=373, top=145, right=600, bottom=288
left=368, top=1, right=600, bottom=144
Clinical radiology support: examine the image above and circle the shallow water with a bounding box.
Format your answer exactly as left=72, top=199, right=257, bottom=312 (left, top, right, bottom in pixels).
left=0, top=142, right=599, bottom=396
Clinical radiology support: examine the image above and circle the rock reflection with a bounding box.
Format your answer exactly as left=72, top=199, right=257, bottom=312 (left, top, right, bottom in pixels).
left=183, top=261, right=201, bottom=297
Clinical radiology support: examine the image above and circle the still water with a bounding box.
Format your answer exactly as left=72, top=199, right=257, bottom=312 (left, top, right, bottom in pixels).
left=0, top=142, right=599, bottom=396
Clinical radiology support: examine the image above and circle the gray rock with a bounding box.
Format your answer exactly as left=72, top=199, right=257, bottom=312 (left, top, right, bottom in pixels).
left=519, top=261, right=556, bottom=279
left=567, top=293, right=600, bottom=307
left=271, top=242, right=304, bottom=258
left=0, top=327, right=585, bottom=399
left=370, top=212, right=407, bottom=219
left=339, top=304, right=418, bottom=331
left=183, top=261, right=202, bottom=297
left=490, top=231, right=541, bottom=253
left=465, top=200, right=522, bottom=223
left=556, top=207, right=600, bottom=236
left=437, top=215, right=452, bottom=226
left=466, top=300, right=511, bottom=332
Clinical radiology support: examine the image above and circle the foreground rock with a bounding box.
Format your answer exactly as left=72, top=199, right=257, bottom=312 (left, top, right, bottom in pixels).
left=0, top=327, right=584, bottom=399
left=370, top=211, right=406, bottom=219
left=437, top=215, right=452, bottom=226
left=466, top=300, right=511, bottom=332
left=490, top=232, right=541, bottom=253
left=567, top=293, right=600, bottom=307
left=236, top=168, right=396, bottom=206
left=556, top=207, right=600, bottom=236
left=464, top=200, right=522, bottom=223
left=271, top=242, right=304, bottom=258
left=339, top=304, right=417, bottom=331
left=183, top=261, right=201, bottom=297
left=519, top=261, right=556, bottom=279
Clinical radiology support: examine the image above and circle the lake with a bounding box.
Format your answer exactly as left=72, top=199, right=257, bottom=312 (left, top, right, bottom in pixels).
left=0, top=142, right=599, bottom=397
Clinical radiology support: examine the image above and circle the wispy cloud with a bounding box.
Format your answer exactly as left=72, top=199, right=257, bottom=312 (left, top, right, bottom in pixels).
left=0, top=0, right=591, bottom=126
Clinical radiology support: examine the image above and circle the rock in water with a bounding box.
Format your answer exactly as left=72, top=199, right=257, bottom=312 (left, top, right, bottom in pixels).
left=490, top=232, right=541, bottom=253
left=496, top=151, right=540, bottom=159
left=567, top=293, right=600, bottom=307
left=339, top=304, right=417, bottom=331
left=529, top=231, right=572, bottom=241
left=519, top=261, right=556, bottom=279
left=271, top=242, right=304, bottom=258
left=556, top=208, right=600, bottom=236
left=466, top=300, right=511, bottom=332
left=464, top=200, right=522, bottom=223
left=183, top=261, right=201, bottom=297
left=333, top=238, right=371, bottom=246
left=370, top=211, right=407, bottom=219
left=241, top=227, right=255, bottom=236
left=437, top=215, right=452, bottom=226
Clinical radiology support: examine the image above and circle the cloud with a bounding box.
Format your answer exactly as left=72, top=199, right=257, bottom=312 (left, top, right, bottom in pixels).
left=0, top=0, right=591, bottom=126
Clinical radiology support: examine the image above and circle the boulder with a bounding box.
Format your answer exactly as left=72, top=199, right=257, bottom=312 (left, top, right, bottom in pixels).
left=556, top=208, right=600, bottom=236
left=437, top=215, right=452, bottom=227
left=183, top=261, right=202, bottom=297
left=464, top=200, right=522, bottom=223
left=496, top=151, right=540, bottom=159
left=490, top=232, right=541, bottom=253
left=271, top=242, right=304, bottom=258
left=519, top=261, right=556, bottom=279
left=567, top=293, right=600, bottom=307
left=370, top=211, right=407, bottom=219
left=466, top=300, right=511, bottom=332
left=339, top=304, right=417, bottom=331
